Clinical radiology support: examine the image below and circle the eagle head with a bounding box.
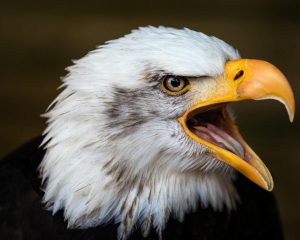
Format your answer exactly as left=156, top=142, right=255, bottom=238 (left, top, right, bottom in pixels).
left=39, top=26, right=295, bottom=239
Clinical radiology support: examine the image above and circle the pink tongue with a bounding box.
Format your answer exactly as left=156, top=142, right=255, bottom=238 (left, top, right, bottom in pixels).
left=193, top=124, right=245, bottom=158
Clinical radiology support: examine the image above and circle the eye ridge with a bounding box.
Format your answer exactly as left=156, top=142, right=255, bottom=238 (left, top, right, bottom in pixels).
left=162, top=75, right=190, bottom=94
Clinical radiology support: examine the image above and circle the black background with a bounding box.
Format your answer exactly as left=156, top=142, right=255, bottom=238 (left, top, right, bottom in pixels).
left=0, top=1, right=299, bottom=239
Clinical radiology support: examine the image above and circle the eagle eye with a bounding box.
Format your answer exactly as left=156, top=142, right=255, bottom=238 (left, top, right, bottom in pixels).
left=161, top=75, right=191, bottom=95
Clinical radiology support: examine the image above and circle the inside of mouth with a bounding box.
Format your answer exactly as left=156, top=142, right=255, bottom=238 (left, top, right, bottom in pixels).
left=186, top=105, right=246, bottom=159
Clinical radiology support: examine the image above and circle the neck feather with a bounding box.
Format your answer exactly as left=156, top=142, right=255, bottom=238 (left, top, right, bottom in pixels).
left=40, top=146, right=237, bottom=239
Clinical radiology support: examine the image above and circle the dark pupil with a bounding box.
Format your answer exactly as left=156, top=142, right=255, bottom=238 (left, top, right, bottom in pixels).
left=170, top=77, right=181, bottom=87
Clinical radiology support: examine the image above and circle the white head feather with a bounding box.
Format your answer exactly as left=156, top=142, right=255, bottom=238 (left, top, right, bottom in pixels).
left=40, top=26, right=240, bottom=239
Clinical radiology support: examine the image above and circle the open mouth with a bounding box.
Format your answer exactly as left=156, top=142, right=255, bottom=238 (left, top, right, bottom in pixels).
left=186, top=105, right=247, bottom=162
left=179, top=102, right=274, bottom=191
left=176, top=59, right=295, bottom=191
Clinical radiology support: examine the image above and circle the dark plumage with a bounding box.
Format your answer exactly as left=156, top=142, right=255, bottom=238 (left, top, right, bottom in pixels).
left=0, top=137, right=283, bottom=240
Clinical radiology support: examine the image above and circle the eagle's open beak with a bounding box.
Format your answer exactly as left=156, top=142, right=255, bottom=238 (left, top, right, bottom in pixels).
left=178, top=59, right=295, bottom=191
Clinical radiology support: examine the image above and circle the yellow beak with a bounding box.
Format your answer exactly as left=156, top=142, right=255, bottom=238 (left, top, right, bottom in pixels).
left=178, top=59, right=295, bottom=191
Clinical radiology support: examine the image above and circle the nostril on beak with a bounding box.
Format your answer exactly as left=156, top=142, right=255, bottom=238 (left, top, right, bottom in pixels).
left=234, top=70, right=244, bottom=80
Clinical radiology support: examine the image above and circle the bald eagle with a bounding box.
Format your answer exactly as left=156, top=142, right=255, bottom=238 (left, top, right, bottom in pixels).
left=0, top=26, right=295, bottom=240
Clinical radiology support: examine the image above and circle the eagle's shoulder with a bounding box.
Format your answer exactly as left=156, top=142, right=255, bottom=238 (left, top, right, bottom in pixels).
left=0, top=137, right=46, bottom=239
left=0, top=138, right=283, bottom=240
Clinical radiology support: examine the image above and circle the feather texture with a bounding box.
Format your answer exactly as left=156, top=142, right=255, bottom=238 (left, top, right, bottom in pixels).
left=39, top=26, right=241, bottom=239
